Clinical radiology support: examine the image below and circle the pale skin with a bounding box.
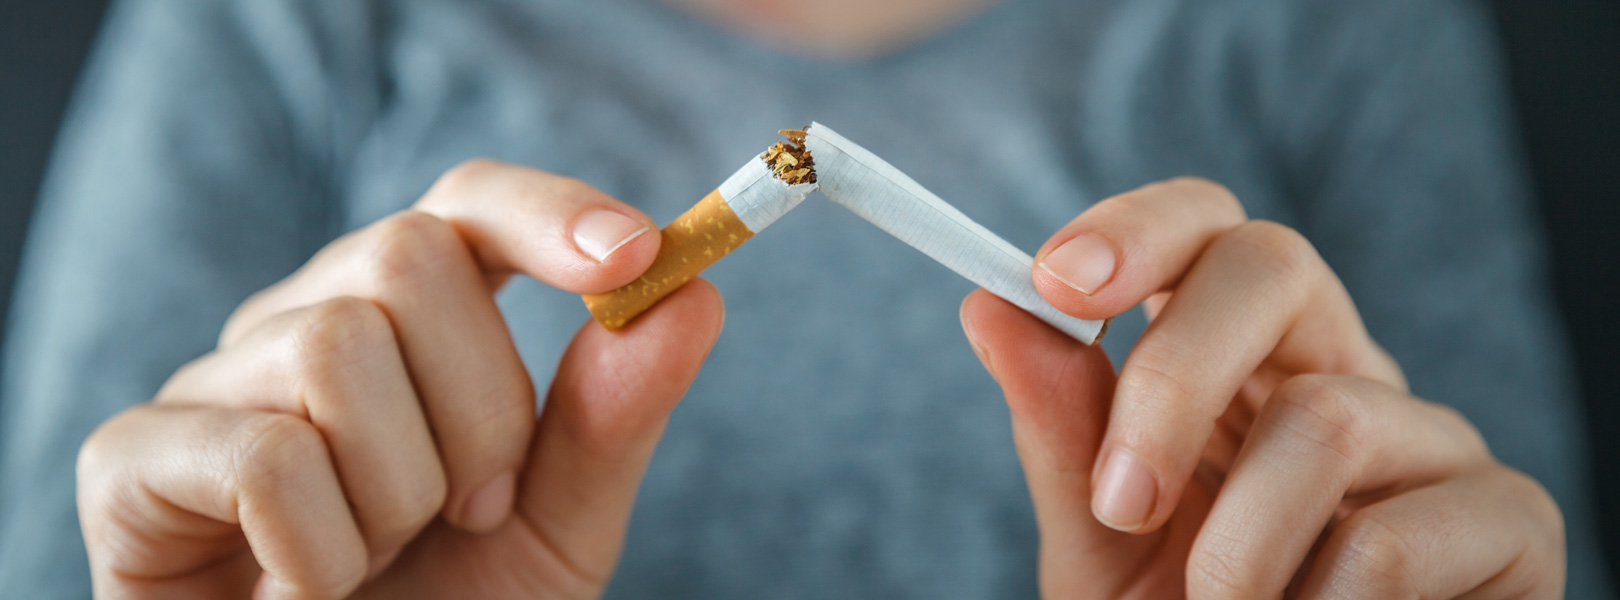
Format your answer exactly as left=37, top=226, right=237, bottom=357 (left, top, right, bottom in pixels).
left=76, top=2, right=1565, bottom=598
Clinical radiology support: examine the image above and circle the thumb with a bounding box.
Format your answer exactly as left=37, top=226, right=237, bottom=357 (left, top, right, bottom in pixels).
left=519, top=278, right=726, bottom=592
left=961, top=290, right=1165, bottom=596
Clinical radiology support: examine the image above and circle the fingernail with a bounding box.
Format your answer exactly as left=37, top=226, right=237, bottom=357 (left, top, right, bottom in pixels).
left=1092, top=449, right=1157, bottom=531
left=1038, top=234, right=1117, bottom=295
left=574, top=210, right=649, bottom=263
left=460, top=472, right=516, bottom=531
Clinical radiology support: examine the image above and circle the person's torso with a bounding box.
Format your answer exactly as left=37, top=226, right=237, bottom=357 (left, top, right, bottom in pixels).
left=334, top=0, right=1293, bottom=595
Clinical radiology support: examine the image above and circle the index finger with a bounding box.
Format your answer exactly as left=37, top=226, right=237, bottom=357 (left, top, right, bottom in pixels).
left=1032, top=177, right=1246, bottom=320
left=414, top=158, right=660, bottom=293
left=224, top=160, right=660, bottom=344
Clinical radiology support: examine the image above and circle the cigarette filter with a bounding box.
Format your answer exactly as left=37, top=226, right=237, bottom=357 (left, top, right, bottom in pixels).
left=803, top=123, right=1111, bottom=345
left=582, top=132, right=818, bottom=330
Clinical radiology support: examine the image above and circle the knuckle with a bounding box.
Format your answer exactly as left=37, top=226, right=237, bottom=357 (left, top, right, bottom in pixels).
left=1497, top=467, right=1567, bottom=553
left=370, top=459, right=450, bottom=537
left=1165, top=176, right=1242, bottom=211
left=1117, top=346, right=1201, bottom=413
left=458, top=373, right=537, bottom=451
left=437, top=157, right=599, bottom=209
left=221, top=280, right=301, bottom=348
left=305, top=550, right=367, bottom=599
left=158, top=354, right=212, bottom=398
left=1186, top=529, right=1259, bottom=599
left=369, top=473, right=448, bottom=543
left=435, top=158, right=506, bottom=194
left=76, top=412, right=135, bottom=490
left=396, top=468, right=451, bottom=531
left=234, top=414, right=366, bottom=595
left=77, top=406, right=164, bottom=492
left=360, top=211, right=463, bottom=289
left=1098, top=176, right=1244, bottom=223
left=293, top=296, right=395, bottom=371
left=1269, top=374, right=1370, bottom=465
left=231, top=413, right=329, bottom=496
left=525, top=173, right=608, bottom=207
left=1428, top=402, right=1491, bottom=458
left=544, top=175, right=598, bottom=202
left=221, top=290, right=273, bottom=346
left=1225, top=220, right=1322, bottom=286
left=1329, top=513, right=1420, bottom=596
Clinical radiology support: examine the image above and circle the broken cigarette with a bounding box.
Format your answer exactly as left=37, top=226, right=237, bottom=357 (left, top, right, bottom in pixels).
left=582, top=131, right=818, bottom=330
left=803, top=123, right=1110, bottom=345
left=583, top=124, right=1109, bottom=346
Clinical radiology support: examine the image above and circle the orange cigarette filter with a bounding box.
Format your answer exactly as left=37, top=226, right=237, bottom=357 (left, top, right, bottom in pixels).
left=582, top=191, right=753, bottom=329
left=582, top=130, right=818, bottom=330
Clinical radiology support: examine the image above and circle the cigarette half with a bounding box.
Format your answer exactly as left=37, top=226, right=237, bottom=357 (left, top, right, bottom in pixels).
left=803, top=123, right=1111, bottom=345
left=582, top=133, right=818, bottom=330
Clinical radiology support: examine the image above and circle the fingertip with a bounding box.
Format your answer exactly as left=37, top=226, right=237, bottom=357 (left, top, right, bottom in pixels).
left=1089, top=447, right=1162, bottom=533
left=1033, top=256, right=1130, bottom=322
left=668, top=277, right=726, bottom=336
left=573, top=210, right=654, bottom=262
left=570, top=208, right=661, bottom=294
left=414, top=160, right=667, bottom=293
left=959, top=289, right=1115, bottom=423
left=958, top=289, right=998, bottom=343
left=960, top=288, right=1087, bottom=370
left=966, top=290, right=1120, bottom=540
left=1087, top=435, right=1184, bottom=536
left=959, top=290, right=991, bottom=359
left=572, top=278, right=725, bottom=395
left=548, top=279, right=724, bottom=464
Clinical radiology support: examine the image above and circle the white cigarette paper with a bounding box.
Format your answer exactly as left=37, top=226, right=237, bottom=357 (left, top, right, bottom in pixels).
left=719, top=158, right=817, bottom=233
left=805, top=123, right=1109, bottom=345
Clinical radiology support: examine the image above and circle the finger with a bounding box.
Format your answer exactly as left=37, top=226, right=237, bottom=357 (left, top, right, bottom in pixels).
left=414, top=158, right=659, bottom=292
left=1032, top=177, right=1246, bottom=320
left=216, top=162, right=662, bottom=533
left=224, top=160, right=658, bottom=342
left=514, top=279, right=725, bottom=593
left=1093, top=221, right=1404, bottom=534
left=961, top=289, right=1196, bottom=597
left=1185, top=375, right=1492, bottom=599
left=78, top=404, right=367, bottom=599
left=158, top=297, right=446, bottom=576
left=1298, top=468, right=1565, bottom=599
left=221, top=211, right=537, bottom=533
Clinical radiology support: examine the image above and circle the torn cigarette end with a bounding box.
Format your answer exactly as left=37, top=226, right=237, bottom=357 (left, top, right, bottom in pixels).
left=581, top=129, right=817, bottom=330
left=765, top=128, right=817, bottom=185
left=1091, top=317, right=1112, bottom=346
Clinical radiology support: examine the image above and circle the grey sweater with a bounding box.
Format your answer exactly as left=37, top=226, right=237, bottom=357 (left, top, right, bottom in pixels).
left=1, top=0, right=1609, bottom=597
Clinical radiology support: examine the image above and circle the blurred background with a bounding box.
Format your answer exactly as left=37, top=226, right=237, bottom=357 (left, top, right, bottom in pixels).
left=2, top=0, right=1616, bottom=579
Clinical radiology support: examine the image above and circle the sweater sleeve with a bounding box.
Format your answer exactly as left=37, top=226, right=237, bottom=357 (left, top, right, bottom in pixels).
left=1269, top=1, right=1611, bottom=596
left=0, top=0, right=377, bottom=595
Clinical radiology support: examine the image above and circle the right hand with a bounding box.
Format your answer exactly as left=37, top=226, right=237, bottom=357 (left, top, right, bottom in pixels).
left=76, top=160, right=726, bottom=599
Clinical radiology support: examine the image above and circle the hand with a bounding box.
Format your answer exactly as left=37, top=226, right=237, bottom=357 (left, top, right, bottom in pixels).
left=76, top=160, right=725, bottom=599
left=960, top=178, right=1565, bottom=598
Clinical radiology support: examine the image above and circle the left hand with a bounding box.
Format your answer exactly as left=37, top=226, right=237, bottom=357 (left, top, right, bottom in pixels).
left=960, top=178, right=1565, bottom=598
